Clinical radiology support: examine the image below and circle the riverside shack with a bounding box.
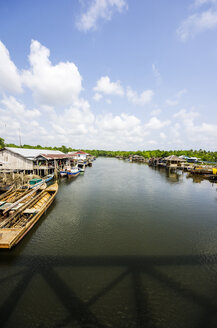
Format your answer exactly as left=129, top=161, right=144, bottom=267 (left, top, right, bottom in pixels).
left=0, top=147, right=64, bottom=175
left=165, top=155, right=186, bottom=169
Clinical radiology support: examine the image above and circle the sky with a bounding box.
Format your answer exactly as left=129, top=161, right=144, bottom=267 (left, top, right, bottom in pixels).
left=0, top=0, right=217, bottom=151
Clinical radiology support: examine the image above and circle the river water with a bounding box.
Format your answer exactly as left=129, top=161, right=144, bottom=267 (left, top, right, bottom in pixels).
left=0, top=157, right=217, bottom=328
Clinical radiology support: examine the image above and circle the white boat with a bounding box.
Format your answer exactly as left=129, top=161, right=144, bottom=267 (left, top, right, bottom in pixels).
left=67, top=167, right=80, bottom=178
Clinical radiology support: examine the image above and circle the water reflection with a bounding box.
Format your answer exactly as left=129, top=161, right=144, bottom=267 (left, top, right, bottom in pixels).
left=149, top=166, right=183, bottom=184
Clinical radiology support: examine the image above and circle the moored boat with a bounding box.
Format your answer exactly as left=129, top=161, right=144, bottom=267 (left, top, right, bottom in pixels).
left=59, top=170, right=68, bottom=177
left=0, top=182, right=58, bottom=249
left=29, top=173, right=54, bottom=187
left=67, top=167, right=80, bottom=178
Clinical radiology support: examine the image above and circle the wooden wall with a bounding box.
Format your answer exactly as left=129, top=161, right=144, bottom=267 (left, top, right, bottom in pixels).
left=0, top=149, right=33, bottom=170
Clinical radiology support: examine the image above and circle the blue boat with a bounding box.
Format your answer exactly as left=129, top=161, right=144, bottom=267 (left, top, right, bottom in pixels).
left=67, top=167, right=80, bottom=178
left=29, top=174, right=54, bottom=188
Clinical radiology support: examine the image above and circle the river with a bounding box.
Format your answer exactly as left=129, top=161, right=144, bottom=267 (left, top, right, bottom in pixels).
left=0, top=157, right=217, bottom=328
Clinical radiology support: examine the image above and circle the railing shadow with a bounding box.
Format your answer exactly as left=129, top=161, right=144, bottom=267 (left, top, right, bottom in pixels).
left=1, top=254, right=217, bottom=328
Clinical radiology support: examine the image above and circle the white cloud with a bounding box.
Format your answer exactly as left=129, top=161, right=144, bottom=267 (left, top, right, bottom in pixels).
left=147, top=140, right=157, bottom=145
left=76, top=0, right=127, bottom=31
left=93, top=76, right=124, bottom=96
left=93, top=92, right=103, bottom=101
left=177, top=6, right=217, bottom=40
left=0, top=41, right=22, bottom=94
left=51, top=99, right=95, bottom=137
left=94, top=112, right=149, bottom=149
left=0, top=96, right=46, bottom=145
left=166, top=89, right=187, bottom=106
left=160, top=132, right=166, bottom=139
left=150, top=109, right=161, bottom=116
left=173, top=108, right=199, bottom=121
left=173, top=108, right=217, bottom=147
left=194, top=0, right=217, bottom=8
left=145, top=117, right=171, bottom=130
left=96, top=113, right=140, bottom=132
left=1, top=96, right=40, bottom=119
left=127, top=87, right=154, bottom=106
left=22, top=40, right=83, bottom=106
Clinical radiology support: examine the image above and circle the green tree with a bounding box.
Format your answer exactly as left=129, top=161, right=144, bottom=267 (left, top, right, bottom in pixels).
left=0, top=137, right=5, bottom=149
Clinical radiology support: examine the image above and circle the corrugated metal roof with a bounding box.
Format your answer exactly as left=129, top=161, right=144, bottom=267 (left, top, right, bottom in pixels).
left=4, top=147, right=64, bottom=159
left=68, top=151, right=88, bottom=155
left=37, top=154, right=76, bottom=160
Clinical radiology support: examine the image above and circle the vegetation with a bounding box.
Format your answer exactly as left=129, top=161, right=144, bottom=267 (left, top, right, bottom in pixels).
left=1, top=137, right=217, bottom=162
left=85, top=149, right=217, bottom=162
left=0, top=137, right=5, bottom=149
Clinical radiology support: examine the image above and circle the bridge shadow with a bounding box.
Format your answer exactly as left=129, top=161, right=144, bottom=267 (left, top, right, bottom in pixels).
left=0, top=254, right=217, bottom=328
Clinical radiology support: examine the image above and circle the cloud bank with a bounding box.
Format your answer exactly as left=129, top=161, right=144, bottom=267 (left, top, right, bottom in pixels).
left=0, top=39, right=216, bottom=150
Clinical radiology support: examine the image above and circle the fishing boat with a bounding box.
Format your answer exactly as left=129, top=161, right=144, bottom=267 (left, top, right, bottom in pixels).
left=29, top=173, right=54, bottom=187
left=0, top=184, right=15, bottom=200
left=29, top=177, right=43, bottom=186
left=0, top=182, right=58, bottom=249
left=0, top=183, right=15, bottom=194
left=59, top=170, right=68, bottom=177
left=0, top=183, right=47, bottom=222
left=67, top=167, right=80, bottom=178
left=44, top=173, right=54, bottom=183
left=78, top=163, right=85, bottom=172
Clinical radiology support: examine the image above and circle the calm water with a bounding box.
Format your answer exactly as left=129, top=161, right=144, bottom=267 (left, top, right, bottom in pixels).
left=0, top=158, right=217, bottom=328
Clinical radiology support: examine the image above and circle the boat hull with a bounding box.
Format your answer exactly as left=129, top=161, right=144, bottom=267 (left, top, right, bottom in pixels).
left=67, top=171, right=80, bottom=178
left=0, top=183, right=58, bottom=249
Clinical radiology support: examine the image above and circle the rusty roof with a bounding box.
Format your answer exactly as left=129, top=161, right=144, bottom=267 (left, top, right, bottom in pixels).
left=36, top=154, right=76, bottom=160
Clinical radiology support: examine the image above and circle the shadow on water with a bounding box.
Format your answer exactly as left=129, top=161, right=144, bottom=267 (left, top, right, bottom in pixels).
left=1, top=253, right=217, bottom=328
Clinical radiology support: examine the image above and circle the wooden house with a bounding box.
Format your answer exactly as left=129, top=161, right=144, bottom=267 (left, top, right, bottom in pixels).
left=165, top=155, right=186, bottom=169
left=0, top=147, right=64, bottom=174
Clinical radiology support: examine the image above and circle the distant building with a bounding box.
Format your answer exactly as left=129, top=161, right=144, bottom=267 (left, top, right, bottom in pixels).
left=68, top=150, right=89, bottom=160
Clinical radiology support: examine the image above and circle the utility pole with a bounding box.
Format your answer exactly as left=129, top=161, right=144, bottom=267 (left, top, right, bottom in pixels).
left=19, top=128, right=22, bottom=147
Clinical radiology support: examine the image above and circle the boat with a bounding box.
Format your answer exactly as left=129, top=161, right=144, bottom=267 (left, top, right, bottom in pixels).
left=44, top=173, right=54, bottom=183
left=0, top=183, right=47, bottom=222
left=78, top=163, right=85, bottom=172
left=67, top=167, right=80, bottom=178
left=59, top=170, right=68, bottom=177
left=0, top=182, right=58, bottom=249
left=0, top=184, right=15, bottom=200
left=78, top=161, right=86, bottom=171
left=29, top=173, right=54, bottom=187
left=0, top=183, right=15, bottom=194
left=29, top=178, right=42, bottom=186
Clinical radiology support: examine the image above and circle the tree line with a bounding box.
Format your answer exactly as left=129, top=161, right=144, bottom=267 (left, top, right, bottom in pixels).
left=0, top=137, right=216, bottom=162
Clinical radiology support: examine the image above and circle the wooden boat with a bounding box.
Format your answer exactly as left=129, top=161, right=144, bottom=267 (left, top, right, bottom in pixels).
left=44, top=174, right=54, bottom=183
left=29, top=177, right=42, bottom=186
left=29, top=173, right=54, bottom=187
left=67, top=167, right=80, bottom=178
left=0, top=185, right=33, bottom=206
left=0, top=183, right=15, bottom=194
left=0, top=184, right=15, bottom=201
left=0, top=183, right=46, bottom=225
left=0, top=182, right=58, bottom=249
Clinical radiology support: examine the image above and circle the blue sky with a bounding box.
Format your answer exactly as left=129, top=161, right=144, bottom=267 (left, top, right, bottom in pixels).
left=0, top=0, right=217, bottom=150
